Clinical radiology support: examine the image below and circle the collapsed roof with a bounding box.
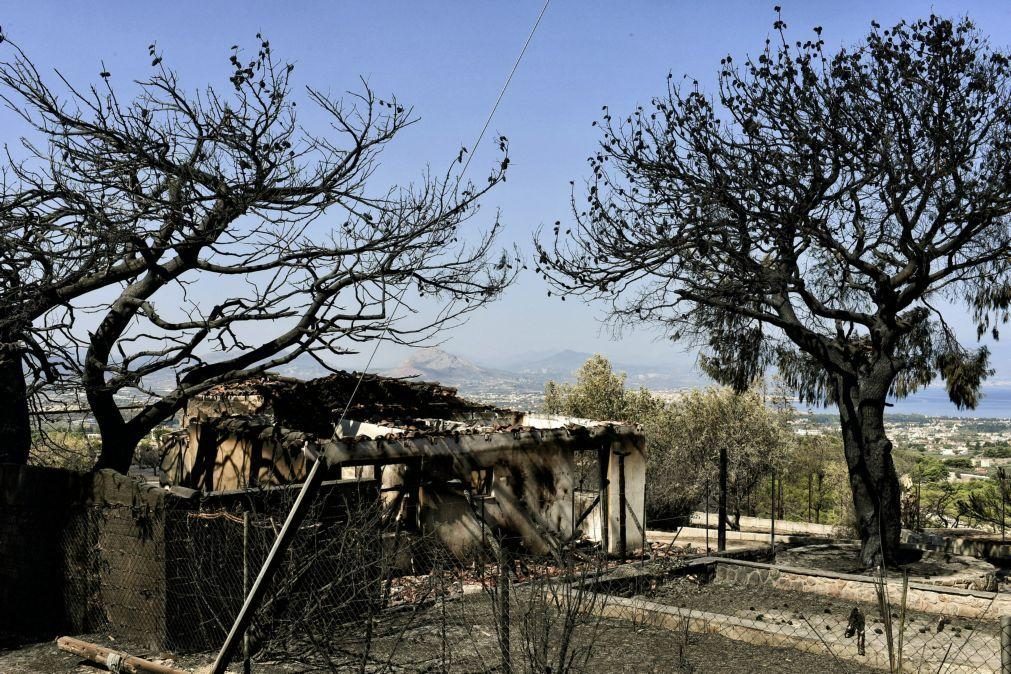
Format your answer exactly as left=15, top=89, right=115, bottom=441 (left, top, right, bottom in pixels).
left=191, top=371, right=499, bottom=437
left=166, top=371, right=648, bottom=558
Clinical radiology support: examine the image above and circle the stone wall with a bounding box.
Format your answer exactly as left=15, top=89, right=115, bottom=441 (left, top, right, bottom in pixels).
left=0, top=465, right=92, bottom=637
left=90, top=471, right=178, bottom=649
left=0, top=465, right=182, bottom=646
left=0, top=463, right=380, bottom=650
left=713, top=558, right=1011, bottom=619
left=689, top=512, right=839, bottom=536
left=904, top=529, right=1011, bottom=562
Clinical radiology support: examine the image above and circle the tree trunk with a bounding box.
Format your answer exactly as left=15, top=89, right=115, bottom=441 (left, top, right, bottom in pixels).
left=836, top=375, right=902, bottom=568
left=93, top=416, right=139, bottom=474
left=90, top=381, right=141, bottom=474
left=0, top=342, right=31, bottom=464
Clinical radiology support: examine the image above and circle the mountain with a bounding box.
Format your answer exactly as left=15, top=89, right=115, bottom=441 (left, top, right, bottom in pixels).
left=504, top=348, right=703, bottom=389
left=382, top=348, right=510, bottom=384
left=510, top=349, right=596, bottom=376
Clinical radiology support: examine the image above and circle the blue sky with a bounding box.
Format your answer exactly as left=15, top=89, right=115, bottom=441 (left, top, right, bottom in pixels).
left=3, top=1, right=1010, bottom=382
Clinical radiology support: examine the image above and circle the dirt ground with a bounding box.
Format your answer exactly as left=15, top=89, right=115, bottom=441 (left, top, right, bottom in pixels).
left=0, top=598, right=877, bottom=674
left=642, top=577, right=1000, bottom=671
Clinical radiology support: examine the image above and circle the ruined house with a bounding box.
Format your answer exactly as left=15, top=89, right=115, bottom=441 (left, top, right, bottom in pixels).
left=161, top=372, right=646, bottom=558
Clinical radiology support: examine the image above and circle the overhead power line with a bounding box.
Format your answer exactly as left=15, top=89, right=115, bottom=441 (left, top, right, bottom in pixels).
left=211, top=3, right=553, bottom=671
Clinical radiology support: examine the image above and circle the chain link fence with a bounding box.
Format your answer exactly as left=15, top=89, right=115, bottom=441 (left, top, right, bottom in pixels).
left=588, top=556, right=1008, bottom=674
left=10, top=462, right=1011, bottom=673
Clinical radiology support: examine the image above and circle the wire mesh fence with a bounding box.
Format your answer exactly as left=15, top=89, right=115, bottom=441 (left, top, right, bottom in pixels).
left=37, top=472, right=1011, bottom=673
left=592, top=559, right=1008, bottom=674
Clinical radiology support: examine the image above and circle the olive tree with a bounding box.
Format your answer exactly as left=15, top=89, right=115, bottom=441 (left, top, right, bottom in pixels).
left=668, top=387, right=785, bottom=546
left=537, top=14, right=1011, bottom=565
left=544, top=356, right=786, bottom=538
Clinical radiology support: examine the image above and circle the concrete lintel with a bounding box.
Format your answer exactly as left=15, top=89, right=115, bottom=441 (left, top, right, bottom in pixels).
left=320, top=423, right=641, bottom=467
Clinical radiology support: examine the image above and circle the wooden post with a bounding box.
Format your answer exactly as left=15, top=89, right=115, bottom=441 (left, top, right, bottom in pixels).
left=618, top=451, right=627, bottom=559
left=570, top=472, right=575, bottom=540
left=1001, top=615, right=1011, bottom=674
left=212, top=458, right=327, bottom=674
left=242, top=510, right=251, bottom=674
left=641, top=453, right=648, bottom=566
left=56, top=637, right=188, bottom=674
left=598, top=445, right=609, bottom=554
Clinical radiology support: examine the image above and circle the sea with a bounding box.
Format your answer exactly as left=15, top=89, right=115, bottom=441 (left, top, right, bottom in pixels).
left=801, top=386, right=1011, bottom=420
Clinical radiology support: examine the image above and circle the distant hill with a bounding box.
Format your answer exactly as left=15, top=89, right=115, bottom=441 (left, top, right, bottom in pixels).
left=264, top=346, right=704, bottom=400
left=382, top=348, right=512, bottom=384
left=510, top=348, right=597, bottom=376
left=502, top=348, right=703, bottom=390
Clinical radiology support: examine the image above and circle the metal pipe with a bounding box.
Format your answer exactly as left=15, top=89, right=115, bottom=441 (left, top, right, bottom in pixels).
left=717, top=445, right=727, bottom=553
left=770, top=471, right=776, bottom=556
left=211, top=458, right=327, bottom=674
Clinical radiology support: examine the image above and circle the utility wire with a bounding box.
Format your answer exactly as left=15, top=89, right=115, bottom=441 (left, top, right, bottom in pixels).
left=314, top=0, right=552, bottom=554
left=347, top=0, right=554, bottom=406
left=212, top=5, right=553, bottom=670
left=461, top=0, right=551, bottom=178
left=334, top=0, right=551, bottom=428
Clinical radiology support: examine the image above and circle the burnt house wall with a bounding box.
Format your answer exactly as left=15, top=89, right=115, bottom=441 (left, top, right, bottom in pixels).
left=0, top=466, right=175, bottom=646
left=0, top=465, right=91, bottom=639
left=89, top=470, right=176, bottom=650
left=0, top=464, right=379, bottom=651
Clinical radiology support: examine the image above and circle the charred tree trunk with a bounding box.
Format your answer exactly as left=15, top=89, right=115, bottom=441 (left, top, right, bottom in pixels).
left=836, top=374, right=902, bottom=568
left=89, top=370, right=143, bottom=474
left=0, top=340, right=30, bottom=464
left=92, top=412, right=140, bottom=474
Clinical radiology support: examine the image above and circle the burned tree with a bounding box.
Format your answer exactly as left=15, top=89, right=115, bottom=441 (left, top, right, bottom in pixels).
left=537, top=14, right=1011, bottom=565
left=1, top=36, right=515, bottom=472
left=0, top=35, right=166, bottom=462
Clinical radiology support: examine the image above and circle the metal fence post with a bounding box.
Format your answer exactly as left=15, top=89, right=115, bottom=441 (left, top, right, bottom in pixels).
left=1002, top=615, right=1011, bottom=674
left=499, top=545, right=512, bottom=674
left=705, top=481, right=710, bottom=554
